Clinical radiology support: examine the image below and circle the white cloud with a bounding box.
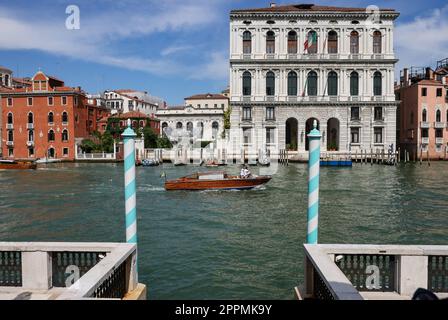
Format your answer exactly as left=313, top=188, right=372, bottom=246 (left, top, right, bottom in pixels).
left=0, top=1, right=228, bottom=81
left=161, top=45, right=195, bottom=56
left=395, top=5, right=448, bottom=71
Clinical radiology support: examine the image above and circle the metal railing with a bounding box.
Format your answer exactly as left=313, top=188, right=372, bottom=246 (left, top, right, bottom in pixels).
left=297, top=244, right=448, bottom=300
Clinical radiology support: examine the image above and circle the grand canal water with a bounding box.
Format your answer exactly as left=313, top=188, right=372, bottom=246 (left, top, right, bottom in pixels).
left=0, top=162, right=447, bottom=299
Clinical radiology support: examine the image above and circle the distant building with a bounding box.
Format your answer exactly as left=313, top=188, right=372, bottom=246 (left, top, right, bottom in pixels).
left=0, top=66, right=13, bottom=88
left=229, top=3, right=399, bottom=155
left=103, top=89, right=165, bottom=117
left=105, top=111, right=160, bottom=140
left=157, top=93, right=229, bottom=144
left=396, top=59, right=448, bottom=160
left=0, top=70, right=106, bottom=160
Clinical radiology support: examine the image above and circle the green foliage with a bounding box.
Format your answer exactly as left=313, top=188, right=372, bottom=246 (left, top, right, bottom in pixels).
left=221, top=106, right=232, bottom=138
left=157, top=135, right=172, bottom=148
left=143, top=126, right=158, bottom=148
left=80, top=139, right=98, bottom=153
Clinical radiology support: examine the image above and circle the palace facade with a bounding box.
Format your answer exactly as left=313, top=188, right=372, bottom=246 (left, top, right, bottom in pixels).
left=229, top=4, right=399, bottom=155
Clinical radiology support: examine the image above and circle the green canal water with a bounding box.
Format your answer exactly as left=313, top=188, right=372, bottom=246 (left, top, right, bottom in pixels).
left=0, top=162, right=447, bottom=299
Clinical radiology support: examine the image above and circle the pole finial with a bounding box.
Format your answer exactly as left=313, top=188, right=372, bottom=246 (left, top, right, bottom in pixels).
left=127, top=118, right=131, bottom=128
left=313, top=119, right=317, bottom=129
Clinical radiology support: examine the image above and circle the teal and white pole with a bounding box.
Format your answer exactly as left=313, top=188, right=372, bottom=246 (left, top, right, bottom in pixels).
left=306, top=120, right=322, bottom=244
left=122, top=119, right=138, bottom=244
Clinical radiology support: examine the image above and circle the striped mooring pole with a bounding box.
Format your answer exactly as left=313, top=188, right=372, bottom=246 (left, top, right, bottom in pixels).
left=122, top=119, right=138, bottom=245
left=306, top=120, right=322, bottom=244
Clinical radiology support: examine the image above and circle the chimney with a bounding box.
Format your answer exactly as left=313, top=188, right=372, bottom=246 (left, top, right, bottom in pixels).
left=270, top=2, right=276, bottom=7
left=425, top=67, right=434, bottom=80
left=403, top=68, right=409, bottom=87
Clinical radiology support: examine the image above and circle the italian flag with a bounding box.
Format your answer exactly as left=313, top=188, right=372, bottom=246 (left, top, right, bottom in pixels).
left=304, top=32, right=317, bottom=51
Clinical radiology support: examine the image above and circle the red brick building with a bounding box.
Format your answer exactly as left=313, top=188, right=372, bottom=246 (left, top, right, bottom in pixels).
left=0, top=71, right=108, bottom=161
left=106, top=111, right=160, bottom=139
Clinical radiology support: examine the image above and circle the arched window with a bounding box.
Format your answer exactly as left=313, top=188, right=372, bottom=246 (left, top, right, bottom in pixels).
left=242, top=71, right=251, bottom=96
left=48, top=130, right=55, bottom=142
left=28, top=112, right=34, bottom=124
left=7, top=112, right=13, bottom=124
left=266, top=71, right=275, bottom=96
left=350, top=31, right=359, bottom=54
left=48, top=112, right=54, bottom=124
left=28, top=130, right=34, bottom=142
left=212, top=121, right=219, bottom=139
left=243, top=31, right=252, bottom=54
left=288, top=71, right=298, bottom=96
left=62, top=112, right=68, bottom=123
left=350, top=71, right=359, bottom=96
left=176, top=122, right=183, bottom=129
left=306, top=31, right=318, bottom=54
left=266, top=31, right=275, bottom=54
left=198, top=122, right=204, bottom=139
left=327, top=71, right=338, bottom=96
left=328, top=30, right=338, bottom=54
left=62, top=129, right=68, bottom=141
left=139, top=120, right=145, bottom=127
left=436, top=110, right=441, bottom=122
left=373, top=71, right=382, bottom=96
left=186, top=122, right=193, bottom=136
left=422, top=109, right=427, bottom=122
left=288, top=31, right=297, bottom=54
left=373, top=31, right=382, bottom=54
left=307, top=71, right=318, bottom=96
left=4, top=74, right=9, bottom=86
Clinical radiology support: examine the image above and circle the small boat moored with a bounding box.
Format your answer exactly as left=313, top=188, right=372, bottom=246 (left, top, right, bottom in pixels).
left=164, top=171, right=271, bottom=191
left=0, top=160, right=37, bottom=170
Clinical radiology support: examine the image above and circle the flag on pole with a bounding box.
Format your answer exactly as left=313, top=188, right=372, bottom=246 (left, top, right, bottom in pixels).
left=304, top=32, right=317, bottom=52
left=302, top=77, right=308, bottom=97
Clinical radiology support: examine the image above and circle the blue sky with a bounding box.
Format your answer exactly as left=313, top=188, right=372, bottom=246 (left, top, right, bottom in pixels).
left=0, top=0, right=447, bottom=105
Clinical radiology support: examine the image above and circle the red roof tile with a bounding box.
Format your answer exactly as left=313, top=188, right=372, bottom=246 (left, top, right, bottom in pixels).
left=231, top=4, right=396, bottom=13
left=185, top=93, right=228, bottom=100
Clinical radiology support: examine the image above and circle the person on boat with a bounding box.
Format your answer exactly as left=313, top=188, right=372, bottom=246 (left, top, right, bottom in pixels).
left=240, top=165, right=251, bottom=179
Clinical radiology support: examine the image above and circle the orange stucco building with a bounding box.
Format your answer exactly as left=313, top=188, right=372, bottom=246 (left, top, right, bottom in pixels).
left=0, top=71, right=108, bottom=161
left=396, top=61, right=448, bottom=160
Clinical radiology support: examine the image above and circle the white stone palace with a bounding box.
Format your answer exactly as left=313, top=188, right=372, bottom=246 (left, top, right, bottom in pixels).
left=229, top=3, right=399, bottom=156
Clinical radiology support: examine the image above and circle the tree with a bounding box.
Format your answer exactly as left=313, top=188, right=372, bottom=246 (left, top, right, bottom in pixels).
left=101, top=131, right=114, bottom=153
left=222, top=106, right=232, bottom=138
left=80, top=139, right=97, bottom=153
left=143, top=126, right=158, bottom=148
left=157, top=135, right=172, bottom=148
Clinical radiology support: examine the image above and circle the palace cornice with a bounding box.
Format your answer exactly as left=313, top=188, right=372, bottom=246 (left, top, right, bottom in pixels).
left=230, top=12, right=400, bottom=20
left=230, top=59, right=399, bottom=65
left=230, top=101, right=400, bottom=107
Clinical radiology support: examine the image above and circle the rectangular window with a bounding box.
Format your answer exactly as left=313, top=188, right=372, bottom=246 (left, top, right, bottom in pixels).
left=29, top=148, right=34, bottom=157
left=351, top=128, right=360, bottom=144
left=242, top=107, right=252, bottom=121
left=221, top=104, right=225, bottom=108
left=421, top=88, right=427, bottom=97
left=8, top=148, right=13, bottom=157
left=436, top=88, right=442, bottom=97
left=197, top=104, right=201, bottom=108
left=266, top=128, right=275, bottom=144
left=374, top=127, right=383, bottom=144
left=7, top=97, right=12, bottom=106
left=74, top=97, right=78, bottom=106
left=48, top=97, right=54, bottom=106
left=266, top=107, right=275, bottom=120
left=205, top=104, right=208, bottom=108
left=63, top=148, right=69, bottom=157
left=436, top=129, right=443, bottom=138
left=421, top=128, right=429, bottom=138
left=62, top=96, right=67, bottom=105
left=374, top=107, right=383, bottom=121
left=243, top=128, right=252, bottom=144
left=27, top=97, right=33, bottom=106
left=41, top=81, right=47, bottom=91
left=214, top=104, right=217, bottom=108
left=351, top=107, right=360, bottom=121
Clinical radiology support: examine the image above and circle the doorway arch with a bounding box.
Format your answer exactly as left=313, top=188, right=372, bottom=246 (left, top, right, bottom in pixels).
left=285, top=118, right=298, bottom=150
left=305, top=118, right=320, bottom=151
left=327, top=118, right=340, bottom=151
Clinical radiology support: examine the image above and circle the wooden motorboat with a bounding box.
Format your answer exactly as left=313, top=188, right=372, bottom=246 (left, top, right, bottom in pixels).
left=164, top=171, right=271, bottom=191
left=0, top=160, right=37, bottom=170
left=35, top=158, right=62, bottom=164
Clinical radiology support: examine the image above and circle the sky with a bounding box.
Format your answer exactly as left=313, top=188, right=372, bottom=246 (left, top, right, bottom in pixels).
left=0, top=0, right=447, bottom=105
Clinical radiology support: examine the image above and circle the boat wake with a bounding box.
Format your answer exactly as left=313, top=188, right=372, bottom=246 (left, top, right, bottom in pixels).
left=138, top=185, right=165, bottom=192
